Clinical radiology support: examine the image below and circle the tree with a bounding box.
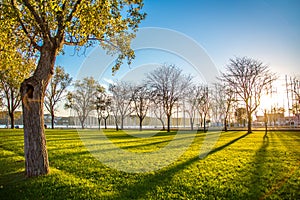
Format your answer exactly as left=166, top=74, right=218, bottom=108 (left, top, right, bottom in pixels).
left=0, top=53, right=35, bottom=129
left=0, top=11, right=35, bottom=129
left=94, top=88, right=110, bottom=130
left=45, top=66, right=72, bottom=129
left=211, top=82, right=235, bottom=132
left=1, top=0, right=145, bottom=177
left=185, top=85, right=202, bottom=130
left=288, top=76, right=300, bottom=123
left=220, top=57, right=277, bottom=133
left=65, top=77, right=101, bottom=129
left=147, top=64, right=192, bottom=132
left=197, top=85, right=210, bottom=133
left=131, top=84, right=151, bottom=131
left=150, top=92, right=166, bottom=130
left=109, top=81, right=133, bottom=130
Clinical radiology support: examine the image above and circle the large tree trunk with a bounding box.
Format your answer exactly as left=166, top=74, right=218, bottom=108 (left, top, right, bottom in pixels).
left=21, top=43, right=56, bottom=177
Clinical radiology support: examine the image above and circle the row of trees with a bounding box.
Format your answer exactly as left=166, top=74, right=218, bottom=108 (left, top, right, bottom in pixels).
left=64, top=58, right=276, bottom=135
left=0, top=58, right=278, bottom=136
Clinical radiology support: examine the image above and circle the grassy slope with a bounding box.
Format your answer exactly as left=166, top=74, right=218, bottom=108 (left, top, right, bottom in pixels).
left=0, top=129, right=299, bottom=199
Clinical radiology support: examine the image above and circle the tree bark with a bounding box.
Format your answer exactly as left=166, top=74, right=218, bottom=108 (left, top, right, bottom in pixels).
left=21, top=43, right=56, bottom=177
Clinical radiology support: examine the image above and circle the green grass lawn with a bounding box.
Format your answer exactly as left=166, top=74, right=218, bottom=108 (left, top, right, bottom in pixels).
left=0, top=129, right=299, bottom=199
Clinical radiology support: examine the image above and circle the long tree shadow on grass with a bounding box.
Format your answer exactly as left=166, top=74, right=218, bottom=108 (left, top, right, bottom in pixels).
left=247, top=132, right=271, bottom=199
left=109, top=132, right=251, bottom=199
left=198, top=132, right=250, bottom=158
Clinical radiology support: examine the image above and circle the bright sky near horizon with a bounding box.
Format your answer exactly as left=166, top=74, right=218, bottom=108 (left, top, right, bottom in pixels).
left=54, top=0, right=300, bottom=116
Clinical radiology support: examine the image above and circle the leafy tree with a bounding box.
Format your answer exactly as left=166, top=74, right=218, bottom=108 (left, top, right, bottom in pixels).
left=0, top=9, right=35, bottom=129
left=1, top=0, right=145, bottom=177
left=147, top=64, right=192, bottom=132
left=45, top=66, right=72, bottom=129
left=65, top=77, right=101, bottom=129
left=131, top=84, right=151, bottom=131
left=0, top=53, right=35, bottom=129
left=220, top=57, right=277, bottom=133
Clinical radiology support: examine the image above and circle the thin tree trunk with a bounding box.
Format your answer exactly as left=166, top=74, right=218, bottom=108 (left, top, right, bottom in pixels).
left=104, top=118, right=107, bottom=129
left=224, top=118, right=228, bottom=132
left=190, top=119, right=193, bottom=131
left=81, top=120, right=85, bottom=129
left=139, top=116, right=143, bottom=131
left=121, top=116, right=124, bottom=130
left=9, top=111, right=14, bottom=129
left=21, top=43, right=55, bottom=177
left=10, top=89, right=15, bottom=129
left=167, top=114, right=171, bottom=132
left=98, top=117, right=101, bottom=130
left=115, top=120, right=119, bottom=131
left=203, top=116, right=207, bottom=133
left=51, top=108, right=55, bottom=129
left=247, top=114, right=252, bottom=133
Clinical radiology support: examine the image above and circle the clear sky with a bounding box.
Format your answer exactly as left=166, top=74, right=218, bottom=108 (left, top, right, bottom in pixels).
left=56, top=0, right=300, bottom=79
left=54, top=0, right=300, bottom=116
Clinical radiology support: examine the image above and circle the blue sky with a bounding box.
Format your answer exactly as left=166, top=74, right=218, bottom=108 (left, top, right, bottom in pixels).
left=56, top=0, right=300, bottom=79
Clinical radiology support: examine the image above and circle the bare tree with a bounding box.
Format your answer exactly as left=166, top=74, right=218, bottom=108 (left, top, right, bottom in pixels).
left=185, top=85, right=202, bottom=130
left=211, top=82, right=236, bottom=132
left=65, top=77, right=100, bottom=129
left=197, top=85, right=210, bottom=133
left=109, top=81, right=133, bottom=130
left=220, top=57, right=277, bottom=133
left=150, top=92, right=166, bottom=130
left=131, top=84, right=151, bottom=131
left=45, top=66, right=72, bottom=129
left=288, top=76, right=300, bottom=123
left=147, top=64, right=192, bottom=132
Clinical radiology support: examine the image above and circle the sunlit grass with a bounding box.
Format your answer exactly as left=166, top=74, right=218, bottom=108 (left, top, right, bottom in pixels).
left=0, top=129, right=299, bottom=199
